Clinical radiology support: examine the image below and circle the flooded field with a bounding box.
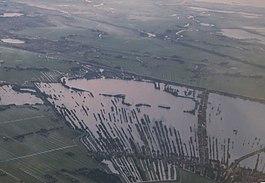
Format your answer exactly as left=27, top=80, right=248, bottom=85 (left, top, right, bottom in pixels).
left=1, top=38, right=25, bottom=44
left=220, top=29, right=265, bottom=45
left=35, top=77, right=265, bottom=182
left=194, top=0, right=265, bottom=8
left=207, top=93, right=265, bottom=171
left=189, top=6, right=263, bottom=19
left=0, top=85, right=43, bottom=105
left=0, top=12, right=24, bottom=17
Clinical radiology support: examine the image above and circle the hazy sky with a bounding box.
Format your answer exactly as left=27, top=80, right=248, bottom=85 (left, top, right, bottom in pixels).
left=195, top=0, right=265, bottom=8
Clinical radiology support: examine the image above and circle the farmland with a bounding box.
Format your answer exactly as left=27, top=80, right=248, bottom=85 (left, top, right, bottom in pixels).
left=0, top=0, right=264, bottom=98
left=0, top=104, right=114, bottom=183
left=1, top=0, right=265, bottom=182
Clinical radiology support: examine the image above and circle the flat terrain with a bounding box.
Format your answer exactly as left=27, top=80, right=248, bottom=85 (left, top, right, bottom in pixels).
left=179, top=170, right=216, bottom=183
left=1, top=0, right=265, bottom=183
left=0, top=105, right=105, bottom=183
left=0, top=0, right=265, bottom=99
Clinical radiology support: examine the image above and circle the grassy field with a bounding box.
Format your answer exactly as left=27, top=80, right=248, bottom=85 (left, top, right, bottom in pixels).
left=179, top=170, right=216, bottom=183
left=0, top=105, right=108, bottom=183
left=0, top=46, right=75, bottom=85
left=144, top=170, right=216, bottom=183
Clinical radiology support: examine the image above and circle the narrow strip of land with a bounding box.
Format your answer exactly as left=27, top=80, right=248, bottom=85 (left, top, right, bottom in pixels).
left=0, top=115, right=45, bottom=125
left=137, top=180, right=178, bottom=183
left=0, top=145, right=77, bottom=163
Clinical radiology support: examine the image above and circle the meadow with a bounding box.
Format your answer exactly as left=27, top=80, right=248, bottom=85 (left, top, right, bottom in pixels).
left=0, top=105, right=106, bottom=183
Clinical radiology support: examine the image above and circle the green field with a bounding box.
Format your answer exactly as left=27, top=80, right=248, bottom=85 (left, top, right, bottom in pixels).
left=144, top=170, right=216, bottom=183
left=179, top=170, right=216, bottom=183
left=0, top=105, right=109, bottom=183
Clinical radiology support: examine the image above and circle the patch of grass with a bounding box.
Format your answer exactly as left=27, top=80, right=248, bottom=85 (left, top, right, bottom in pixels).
left=179, top=170, right=216, bottom=183
left=0, top=46, right=75, bottom=84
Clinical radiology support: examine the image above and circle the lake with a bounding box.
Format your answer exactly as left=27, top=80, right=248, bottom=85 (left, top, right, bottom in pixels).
left=0, top=85, right=43, bottom=105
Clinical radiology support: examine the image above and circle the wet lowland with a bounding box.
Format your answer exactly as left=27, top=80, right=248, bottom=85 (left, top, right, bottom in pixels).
left=35, top=76, right=265, bottom=182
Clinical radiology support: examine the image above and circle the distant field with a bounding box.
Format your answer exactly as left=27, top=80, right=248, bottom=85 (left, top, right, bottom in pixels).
left=0, top=46, right=74, bottom=85
left=0, top=0, right=264, bottom=100
left=193, top=0, right=265, bottom=8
